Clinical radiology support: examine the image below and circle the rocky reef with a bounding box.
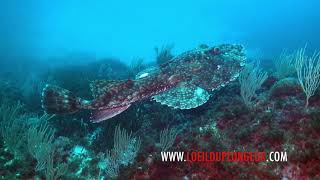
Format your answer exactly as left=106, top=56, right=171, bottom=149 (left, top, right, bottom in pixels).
left=1, top=48, right=320, bottom=179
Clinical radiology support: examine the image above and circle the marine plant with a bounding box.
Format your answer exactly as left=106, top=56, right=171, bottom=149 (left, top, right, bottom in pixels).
left=0, top=102, right=69, bottom=178
left=100, top=125, right=141, bottom=178
left=273, top=50, right=296, bottom=79
left=27, top=119, right=55, bottom=171
left=294, top=46, right=320, bottom=108
left=158, top=126, right=179, bottom=151
left=155, top=44, right=174, bottom=65
left=45, top=154, right=68, bottom=180
left=129, top=57, right=146, bottom=77
left=239, top=61, right=268, bottom=109
left=0, top=102, right=28, bottom=160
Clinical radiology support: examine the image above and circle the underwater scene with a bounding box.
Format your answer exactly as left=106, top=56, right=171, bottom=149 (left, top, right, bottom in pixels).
left=1, top=0, right=320, bottom=179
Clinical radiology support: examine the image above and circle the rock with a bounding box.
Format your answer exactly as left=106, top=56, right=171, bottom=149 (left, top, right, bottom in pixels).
left=270, top=78, right=302, bottom=98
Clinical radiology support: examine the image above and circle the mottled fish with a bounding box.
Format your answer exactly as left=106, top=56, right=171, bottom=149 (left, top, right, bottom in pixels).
left=41, top=44, right=246, bottom=122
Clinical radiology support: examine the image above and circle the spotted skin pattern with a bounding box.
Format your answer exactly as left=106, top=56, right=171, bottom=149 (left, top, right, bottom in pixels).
left=89, top=44, right=245, bottom=108
left=41, top=44, right=246, bottom=122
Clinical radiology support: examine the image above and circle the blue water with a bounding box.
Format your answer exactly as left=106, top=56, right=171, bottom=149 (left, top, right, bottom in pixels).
left=1, top=1, right=320, bottom=179
left=1, top=0, right=320, bottom=64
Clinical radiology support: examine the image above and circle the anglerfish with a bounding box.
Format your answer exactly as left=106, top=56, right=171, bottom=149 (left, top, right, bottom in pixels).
left=41, top=44, right=246, bottom=122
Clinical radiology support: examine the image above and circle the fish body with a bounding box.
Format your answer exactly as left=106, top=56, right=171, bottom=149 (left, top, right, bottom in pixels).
left=42, top=44, right=246, bottom=122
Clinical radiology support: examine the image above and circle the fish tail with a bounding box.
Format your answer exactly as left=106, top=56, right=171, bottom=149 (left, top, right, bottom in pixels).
left=41, top=84, right=82, bottom=114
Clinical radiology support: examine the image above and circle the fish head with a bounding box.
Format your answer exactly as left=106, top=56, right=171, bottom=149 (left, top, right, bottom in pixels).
left=201, top=44, right=247, bottom=90
left=206, top=44, right=246, bottom=67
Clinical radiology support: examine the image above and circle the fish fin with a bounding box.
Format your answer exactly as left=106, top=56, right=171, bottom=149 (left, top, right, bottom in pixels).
left=152, top=83, right=210, bottom=109
left=90, top=104, right=131, bottom=123
left=90, top=79, right=134, bottom=98
left=41, top=84, right=83, bottom=114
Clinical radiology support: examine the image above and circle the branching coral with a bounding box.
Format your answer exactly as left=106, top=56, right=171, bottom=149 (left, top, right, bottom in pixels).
left=130, top=57, right=146, bottom=76
left=0, top=102, right=28, bottom=159
left=27, top=120, right=55, bottom=171
left=239, top=61, right=268, bottom=109
left=45, top=153, right=68, bottom=180
left=155, top=44, right=174, bottom=65
left=158, top=127, right=179, bottom=151
left=0, top=103, right=68, bottom=178
left=274, top=50, right=296, bottom=79
left=100, top=125, right=141, bottom=178
left=294, top=46, right=320, bottom=108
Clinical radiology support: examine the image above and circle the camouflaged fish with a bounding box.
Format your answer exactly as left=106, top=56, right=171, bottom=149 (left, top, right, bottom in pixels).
left=41, top=44, right=246, bottom=123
